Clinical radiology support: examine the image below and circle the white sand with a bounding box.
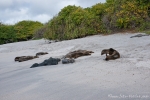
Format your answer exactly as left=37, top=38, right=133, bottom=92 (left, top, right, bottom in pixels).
left=0, top=33, right=150, bottom=100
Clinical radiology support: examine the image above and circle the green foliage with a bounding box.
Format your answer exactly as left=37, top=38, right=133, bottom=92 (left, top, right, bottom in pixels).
left=43, top=1, right=150, bottom=40
left=14, top=20, right=43, bottom=40
left=0, top=25, right=17, bottom=44
left=34, top=25, right=48, bottom=39
left=103, top=0, right=150, bottom=30
left=91, top=3, right=106, bottom=18
left=0, top=21, right=43, bottom=44
left=142, top=30, right=150, bottom=34
left=44, top=5, right=106, bottom=40
left=1, top=0, right=150, bottom=44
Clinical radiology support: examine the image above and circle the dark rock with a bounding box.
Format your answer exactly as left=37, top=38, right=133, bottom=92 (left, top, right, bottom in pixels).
left=30, top=63, right=39, bottom=68
left=130, top=34, right=149, bottom=38
left=62, top=58, right=75, bottom=64
left=30, top=57, right=61, bottom=68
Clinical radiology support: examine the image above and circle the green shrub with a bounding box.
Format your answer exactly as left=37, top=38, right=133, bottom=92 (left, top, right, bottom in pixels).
left=14, top=20, right=43, bottom=41
left=100, top=0, right=149, bottom=32
left=0, top=25, right=17, bottom=44
left=1, top=0, right=150, bottom=44
left=44, top=5, right=106, bottom=40
left=0, top=21, right=43, bottom=44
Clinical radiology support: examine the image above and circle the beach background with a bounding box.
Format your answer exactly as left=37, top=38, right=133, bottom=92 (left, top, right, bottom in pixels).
left=0, top=33, right=150, bottom=100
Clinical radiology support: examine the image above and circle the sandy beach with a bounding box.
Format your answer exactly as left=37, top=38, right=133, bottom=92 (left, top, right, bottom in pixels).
left=0, top=33, right=150, bottom=100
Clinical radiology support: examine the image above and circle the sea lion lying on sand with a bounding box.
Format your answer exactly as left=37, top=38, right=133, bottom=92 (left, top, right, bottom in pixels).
left=15, top=52, right=48, bottom=62
left=15, top=56, right=38, bottom=62
left=64, top=50, right=94, bottom=59
left=15, top=56, right=26, bottom=61
left=36, top=52, right=48, bottom=56
left=101, top=49, right=110, bottom=56
left=101, top=48, right=120, bottom=61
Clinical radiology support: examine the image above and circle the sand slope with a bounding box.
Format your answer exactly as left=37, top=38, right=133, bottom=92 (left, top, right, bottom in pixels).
left=0, top=33, right=150, bottom=100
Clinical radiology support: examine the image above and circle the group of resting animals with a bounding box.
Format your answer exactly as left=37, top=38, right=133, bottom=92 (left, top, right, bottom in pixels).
left=15, top=48, right=120, bottom=63
left=15, top=34, right=150, bottom=67
left=63, top=48, right=120, bottom=61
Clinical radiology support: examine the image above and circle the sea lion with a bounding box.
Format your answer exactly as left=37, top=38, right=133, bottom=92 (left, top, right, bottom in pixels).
left=19, top=56, right=39, bottom=62
left=15, top=56, right=26, bottom=61
left=36, top=52, right=48, bottom=56
left=101, top=49, right=110, bottom=56
left=101, top=48, right=120, bottom=61
left=64, top=50, right=94, bottom=59
left=15, top=56, right=38, bottom=62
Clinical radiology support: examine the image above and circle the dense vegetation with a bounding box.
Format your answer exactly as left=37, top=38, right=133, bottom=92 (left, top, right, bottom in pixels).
left=42, top=0, right=150, bottom=40
left=0, top=0, right=150, bottom=44
left=0, top=21, right=43, bottom=44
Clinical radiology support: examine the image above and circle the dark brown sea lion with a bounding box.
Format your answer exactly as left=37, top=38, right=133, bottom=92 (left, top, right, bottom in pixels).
left=101, top=48, right=120, bottom=61
left=15, top=56, right=26, bottom=61
left=36, top=52, right=48, bottom=56
left=64, top=50, right=94, bottom=59
left=15, top=56, right=38, bottom=62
